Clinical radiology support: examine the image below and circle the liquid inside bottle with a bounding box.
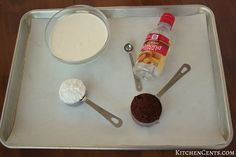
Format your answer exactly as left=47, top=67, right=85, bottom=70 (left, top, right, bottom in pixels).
left=133, top=13, right=175, bottom=80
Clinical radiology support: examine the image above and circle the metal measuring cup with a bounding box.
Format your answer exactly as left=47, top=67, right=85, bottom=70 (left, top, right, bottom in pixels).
left=130, top=64, right=191, bottom=126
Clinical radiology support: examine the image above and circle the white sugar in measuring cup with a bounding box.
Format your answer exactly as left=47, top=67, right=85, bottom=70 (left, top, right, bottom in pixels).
left=59, top=79, right=123, bottom=128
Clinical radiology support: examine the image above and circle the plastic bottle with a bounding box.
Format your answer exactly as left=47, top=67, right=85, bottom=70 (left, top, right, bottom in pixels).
left=133, top=13, right=175, bottom=80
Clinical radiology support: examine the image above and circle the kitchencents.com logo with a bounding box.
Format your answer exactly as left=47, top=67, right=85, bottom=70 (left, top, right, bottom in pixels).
left=176, top=150, right=234, bottom=156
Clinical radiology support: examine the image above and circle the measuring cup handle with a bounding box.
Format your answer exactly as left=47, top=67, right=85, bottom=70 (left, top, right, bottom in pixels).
left=156, top=64, right=191, bottom=97
left=84, top=98, right=123, bottom=128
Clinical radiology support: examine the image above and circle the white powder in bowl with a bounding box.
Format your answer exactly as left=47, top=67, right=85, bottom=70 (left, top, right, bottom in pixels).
left=59, top=79, right=86, bottom=104
left=50, top=13, right=108, bottom=62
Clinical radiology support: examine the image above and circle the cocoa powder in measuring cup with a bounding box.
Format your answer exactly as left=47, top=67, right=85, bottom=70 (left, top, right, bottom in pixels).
left=131, top=93, right=162, bottom=123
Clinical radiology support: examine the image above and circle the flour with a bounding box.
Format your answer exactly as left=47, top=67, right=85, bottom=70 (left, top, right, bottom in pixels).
left=50, top=13, right=108, bottom=62
left=59, top=79, right=86, bottom=104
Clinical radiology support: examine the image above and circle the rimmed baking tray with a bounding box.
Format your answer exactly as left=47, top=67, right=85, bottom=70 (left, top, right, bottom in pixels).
left=0, top=5, right=233, bottom=149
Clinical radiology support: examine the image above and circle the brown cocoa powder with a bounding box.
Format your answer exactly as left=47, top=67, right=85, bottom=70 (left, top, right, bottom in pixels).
left=131, top=93, right=162, bottom=123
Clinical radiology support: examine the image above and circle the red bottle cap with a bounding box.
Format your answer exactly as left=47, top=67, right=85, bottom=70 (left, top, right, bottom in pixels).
left=160, top=13, right=175, bottom=29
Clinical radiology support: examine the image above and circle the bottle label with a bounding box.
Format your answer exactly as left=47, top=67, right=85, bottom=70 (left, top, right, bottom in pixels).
left=137, top=33, right=170, bottom=67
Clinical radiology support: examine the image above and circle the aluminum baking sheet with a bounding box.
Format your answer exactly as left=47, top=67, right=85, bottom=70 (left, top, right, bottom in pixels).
left=0, top=5, right=233, bottom=149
